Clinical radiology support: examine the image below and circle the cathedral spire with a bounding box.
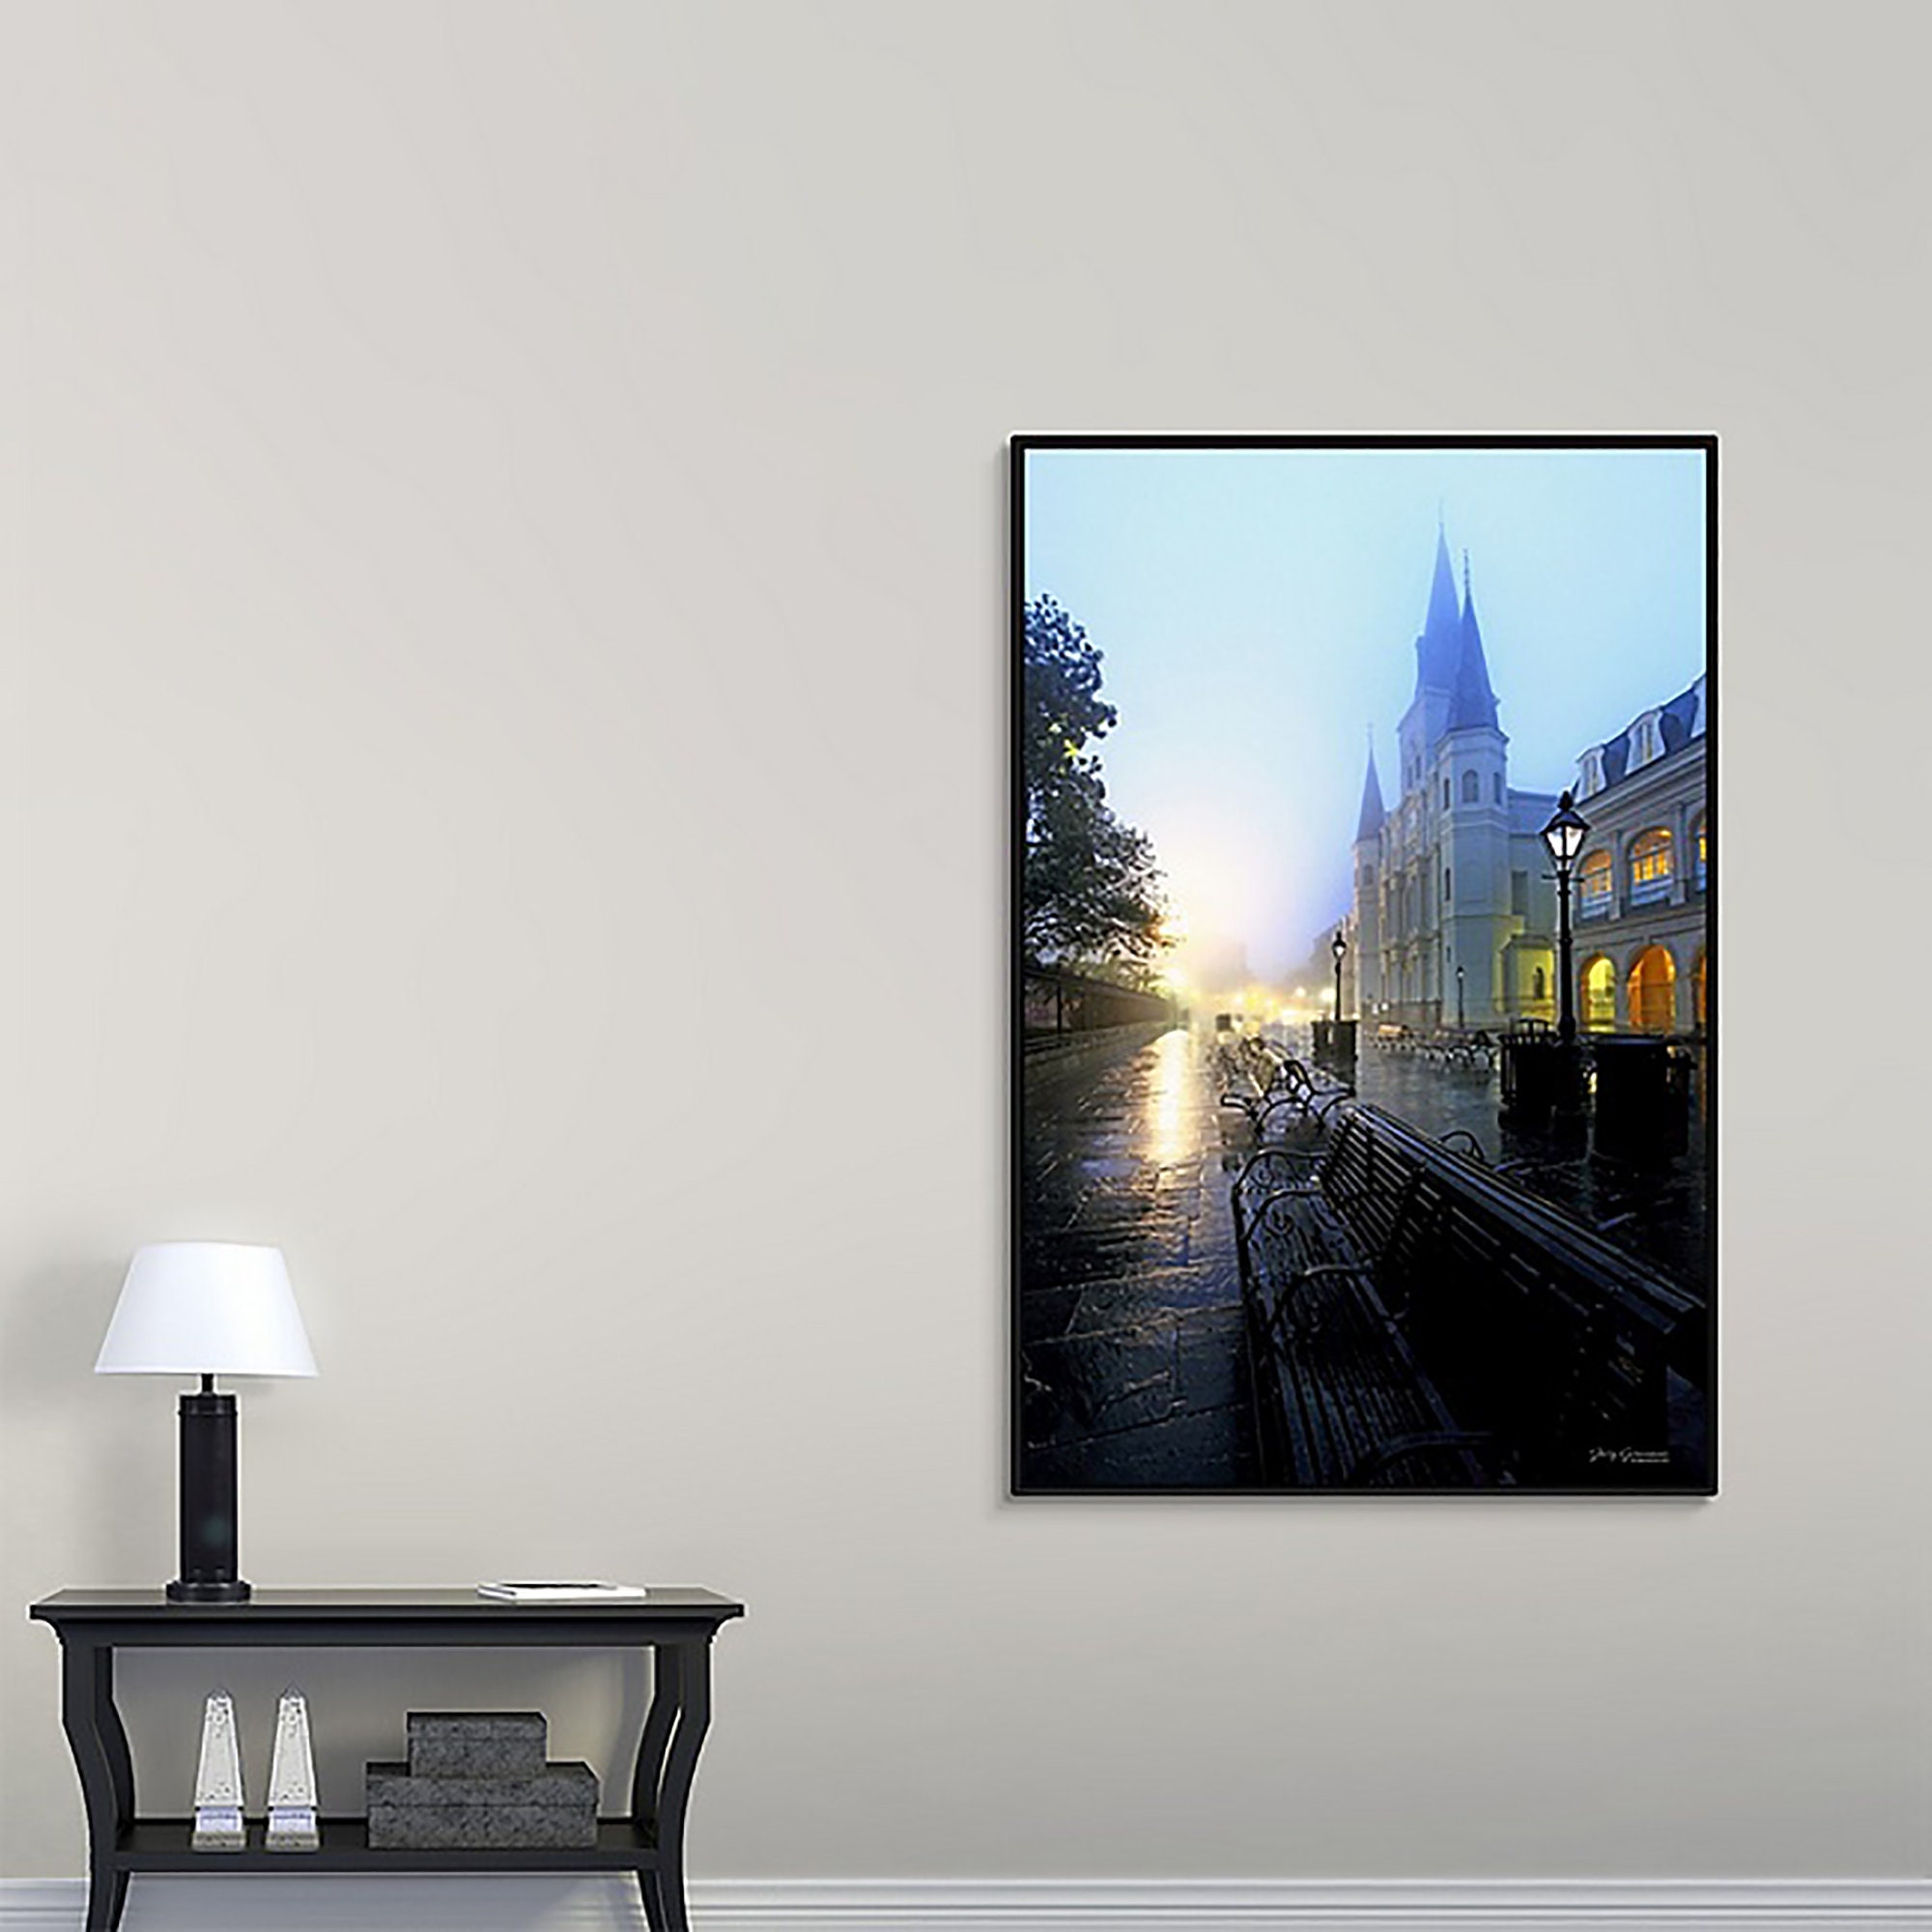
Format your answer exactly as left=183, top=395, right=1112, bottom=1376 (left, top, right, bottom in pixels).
left=1447, top=554, right=1500, bottom=731
left=1415, top=523, right=1462, bottom=696
left=1355, top=734, right=1386, bottom=840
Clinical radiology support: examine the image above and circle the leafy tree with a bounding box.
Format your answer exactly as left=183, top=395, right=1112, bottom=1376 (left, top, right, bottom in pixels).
left=1022, top=596, right=1168, bottom=969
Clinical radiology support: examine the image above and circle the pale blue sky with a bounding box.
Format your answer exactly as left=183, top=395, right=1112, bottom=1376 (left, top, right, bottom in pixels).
left=1022, top=444, right=1708, bottom=981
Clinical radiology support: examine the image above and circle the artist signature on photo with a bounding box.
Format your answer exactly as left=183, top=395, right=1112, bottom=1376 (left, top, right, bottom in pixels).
left=1588, top=1447, right=1671, bottom=1466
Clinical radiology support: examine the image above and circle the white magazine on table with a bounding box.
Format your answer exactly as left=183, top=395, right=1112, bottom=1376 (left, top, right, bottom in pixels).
left=475, top=1580, right=650, bottom=1602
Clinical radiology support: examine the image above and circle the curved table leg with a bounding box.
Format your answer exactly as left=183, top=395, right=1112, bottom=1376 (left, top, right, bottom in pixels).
left=58, top=1637, right=131, bottom=1931
left=653, top=1640, right=710, bottom=1932
left=639, top=1869, right=668, bottom=1932
left=632, top=1646, right=681, bottom=1831
left=630, top=1640, right=711, bottom=1932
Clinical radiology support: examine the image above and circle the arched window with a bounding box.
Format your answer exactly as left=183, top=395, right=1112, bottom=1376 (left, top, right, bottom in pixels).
left=1441, top=778, right=1451, bottom=810
left=1577, top=849, right=1612, bottom=920
left=1692, top=812, right=1707, bottom=892
left=1461, top=770, right=1480, bottom=805
left=1628, top=946, right=1677, bottom=1033
left=1629, top=827, right=1674, bottom=905
left=1492, top=772, right=1503, bottom=804
left=1581, top=956, right=1616, bottom=1031
left=1532, top=966, right=1547, bottom=1001
left=1443, top=867, right=1452, bottom=904
left=1693, top=948, right=1708, bottom=1030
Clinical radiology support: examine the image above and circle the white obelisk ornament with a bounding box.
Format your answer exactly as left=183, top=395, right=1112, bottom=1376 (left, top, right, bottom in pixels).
left=266, top=1687, right=321, bottom=1850
left=191, top=1690, right=245, bottom=1851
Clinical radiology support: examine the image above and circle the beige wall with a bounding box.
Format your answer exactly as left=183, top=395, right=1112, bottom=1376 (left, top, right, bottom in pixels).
left=3, top=0, right=1928, bottom=1884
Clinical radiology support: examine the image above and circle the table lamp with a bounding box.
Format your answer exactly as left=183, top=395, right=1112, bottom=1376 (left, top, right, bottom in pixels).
left=96, top=1242, right=317, bottom=1603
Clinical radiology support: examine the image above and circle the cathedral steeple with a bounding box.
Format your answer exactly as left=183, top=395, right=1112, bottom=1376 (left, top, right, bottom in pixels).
left=1414, top=523, right=1462, bottom=697
left=1447, top=551, right=1500, bottom=732
left=1355, top=736, right=1386, bottom=840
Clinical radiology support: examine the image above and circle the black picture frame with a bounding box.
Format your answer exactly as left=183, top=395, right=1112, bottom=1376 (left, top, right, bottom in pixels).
left=1010, top=435, right=1717, bottom=1497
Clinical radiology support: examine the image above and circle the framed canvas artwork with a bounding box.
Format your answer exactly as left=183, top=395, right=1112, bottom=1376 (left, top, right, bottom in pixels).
left=1011, top=437, right=1715, bottom=1494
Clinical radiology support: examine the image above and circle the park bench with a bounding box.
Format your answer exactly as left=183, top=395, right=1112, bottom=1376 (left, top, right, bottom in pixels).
left=1217, top=1038, right=1351, bottom=1140
left=1409, top=1030, right=1497, bottom=1070
left=1231, top=1103, right=1707, bottom=1489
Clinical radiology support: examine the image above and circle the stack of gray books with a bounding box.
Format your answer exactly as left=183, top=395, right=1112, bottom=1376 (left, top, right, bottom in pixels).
left=365, top=1712, right=599, bottom=1848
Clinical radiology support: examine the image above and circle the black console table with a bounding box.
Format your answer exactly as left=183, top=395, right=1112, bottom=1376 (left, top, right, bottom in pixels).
left=30, top=1588, right=744, bottom=1932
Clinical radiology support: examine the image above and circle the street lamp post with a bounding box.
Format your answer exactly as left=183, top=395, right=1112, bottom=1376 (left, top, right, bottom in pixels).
left=1541, top=791, right=1591, bottom=1091
left=1331, top=926, right=1348, bottom=1022
left=1456, top=962, right=1465, bottom=1031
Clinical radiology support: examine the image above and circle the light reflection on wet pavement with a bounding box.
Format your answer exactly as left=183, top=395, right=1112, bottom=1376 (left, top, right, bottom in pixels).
left=1019, top=1024, right=1710, bottom=1492
left=1018, top=1027, right=1259, bottom=1489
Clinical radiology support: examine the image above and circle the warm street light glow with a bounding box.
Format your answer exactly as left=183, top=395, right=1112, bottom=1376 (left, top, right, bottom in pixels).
left=1541, top=789, right=1590, bottom=866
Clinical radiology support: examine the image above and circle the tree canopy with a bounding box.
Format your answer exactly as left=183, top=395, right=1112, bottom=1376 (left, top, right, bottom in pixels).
left=1021, top=596, right=1168, bottom=973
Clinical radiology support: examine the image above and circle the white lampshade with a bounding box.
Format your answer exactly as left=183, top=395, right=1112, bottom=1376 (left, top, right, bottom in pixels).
left=96, top=1243, right=318, bottom=1378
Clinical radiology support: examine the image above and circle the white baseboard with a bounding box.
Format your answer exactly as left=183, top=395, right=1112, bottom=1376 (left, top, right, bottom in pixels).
left=1, top=1876, right=1927, bottom=1930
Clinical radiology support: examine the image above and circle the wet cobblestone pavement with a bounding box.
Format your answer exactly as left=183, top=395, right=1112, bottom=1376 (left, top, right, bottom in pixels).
left=1018, top=1024, right=1708, bottom=1492
left=1018, top=1028, right=1260, bottom=1489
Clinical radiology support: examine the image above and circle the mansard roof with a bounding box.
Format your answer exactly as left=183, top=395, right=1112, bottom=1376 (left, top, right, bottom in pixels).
left=1582, top=676, right=1706, bottom=791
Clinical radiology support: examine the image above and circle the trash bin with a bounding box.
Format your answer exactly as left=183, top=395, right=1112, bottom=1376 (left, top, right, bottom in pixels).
left=1592, top=1036, right=1684, bottom=1160
left=1500, top=1031, right=1564, bottom=1121
left=1311, top=1019, right=1357, bottom=1073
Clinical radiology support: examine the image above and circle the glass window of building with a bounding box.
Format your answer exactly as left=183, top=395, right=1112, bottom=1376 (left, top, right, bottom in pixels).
left=1581, top=956, right=1616, bottom=1031
left=1630, top=827, right=1674, bottom=904
left=1461, top=770, right=1479, bottom=804
left=1511, top=869, right=1529, bottom=916
left=1693, top=812, right=1707, bottom=891
left=1577, top=849, right=1612, bottom=919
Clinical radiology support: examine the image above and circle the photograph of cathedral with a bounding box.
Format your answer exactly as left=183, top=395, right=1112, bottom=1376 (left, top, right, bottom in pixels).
left=1014, top=437, right=1714, bottom=1493
left=1348, top=526, right=1708, bottom=1041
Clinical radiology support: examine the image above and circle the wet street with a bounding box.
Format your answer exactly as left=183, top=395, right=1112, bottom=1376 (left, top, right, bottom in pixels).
left=1018, top=1027, right=1259, bottom=1489
left=1018, top=1022, right=1710, bottom=1492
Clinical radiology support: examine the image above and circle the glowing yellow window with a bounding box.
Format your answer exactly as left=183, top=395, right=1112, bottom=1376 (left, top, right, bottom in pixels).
left=1629, top=828, right=1673, bottom=905
left=1577, top=849, right=1612, bottom=919
left=1581, top=956, right=1616, bottom=1031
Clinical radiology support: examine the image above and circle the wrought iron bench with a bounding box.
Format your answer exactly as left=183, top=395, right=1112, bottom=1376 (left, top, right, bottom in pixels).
left=1217, top=1039, right=1351, bottom=1141
left=1232, top=1104, right=1707, bottom=1489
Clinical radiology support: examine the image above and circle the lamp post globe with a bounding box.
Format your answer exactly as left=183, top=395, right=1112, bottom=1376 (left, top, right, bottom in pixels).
left=1541, top=789, right=1591, bottom=1056
left=1456, top=962, right=1465, bottom=1031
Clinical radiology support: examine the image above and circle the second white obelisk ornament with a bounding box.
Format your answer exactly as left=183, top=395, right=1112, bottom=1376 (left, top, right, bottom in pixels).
left=266, top=1687, right=321, bottom=1850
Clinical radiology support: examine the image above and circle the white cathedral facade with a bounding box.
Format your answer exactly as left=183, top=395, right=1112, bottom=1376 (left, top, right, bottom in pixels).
left=1350, top=530, right=1561, bottom=1032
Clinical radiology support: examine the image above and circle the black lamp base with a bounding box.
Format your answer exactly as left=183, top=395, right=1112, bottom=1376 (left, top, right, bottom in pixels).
left=171, top=1385, right=250, bottom=1605
left=167, top=1577, right=252, bottom=1604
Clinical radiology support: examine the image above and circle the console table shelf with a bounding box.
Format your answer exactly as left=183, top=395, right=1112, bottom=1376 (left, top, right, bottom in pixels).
left=116, top=1816, right=659, bottom=1868
left=31, top=1588, right=742, bottom=1932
